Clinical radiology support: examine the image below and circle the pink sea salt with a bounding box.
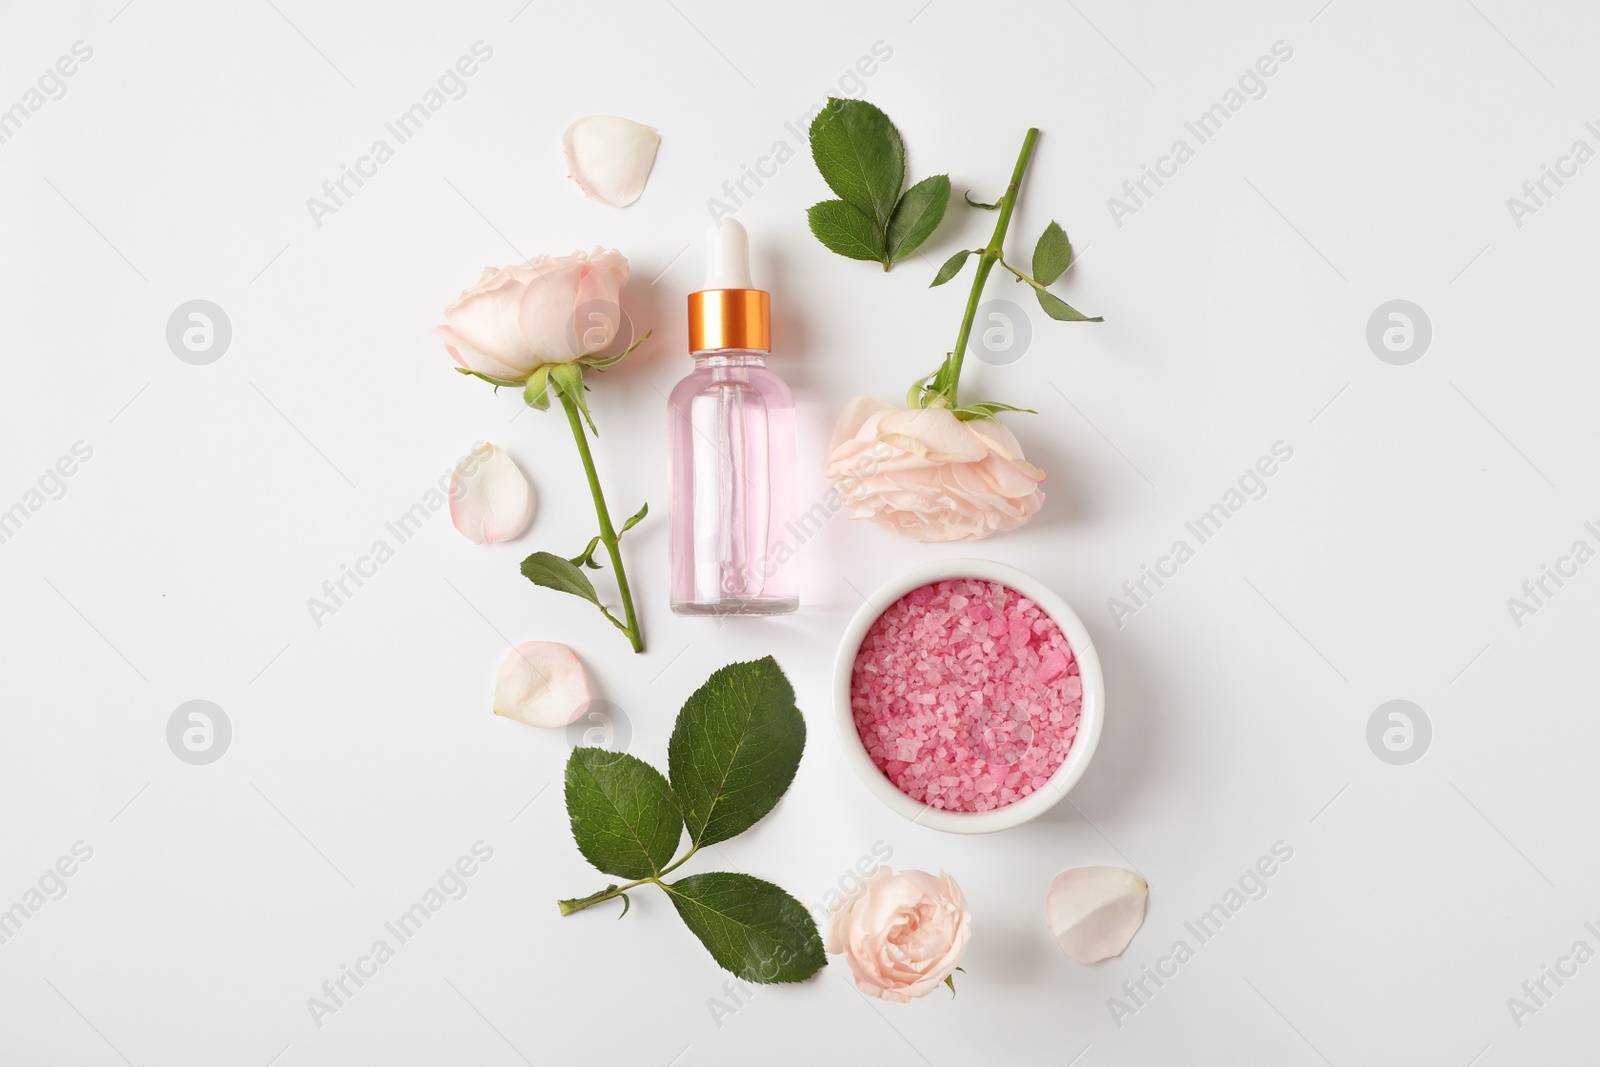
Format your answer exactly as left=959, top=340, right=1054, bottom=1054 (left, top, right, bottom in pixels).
left=849, top=579, right=1084, bottom=813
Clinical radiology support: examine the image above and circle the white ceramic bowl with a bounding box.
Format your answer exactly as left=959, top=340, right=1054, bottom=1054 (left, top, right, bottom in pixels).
left=833, top=558, right=1105, bottom=834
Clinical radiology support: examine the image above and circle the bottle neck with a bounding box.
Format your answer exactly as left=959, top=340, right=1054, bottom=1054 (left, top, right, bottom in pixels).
left=691, top=348, right=767, bottom=368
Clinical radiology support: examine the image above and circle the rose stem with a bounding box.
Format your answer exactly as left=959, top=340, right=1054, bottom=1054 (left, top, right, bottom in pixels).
left=557, top=388, right=644, bottom=654
left=558, top=848, right=699, bottom=915
left=943, top=127, right=1039, bottom=407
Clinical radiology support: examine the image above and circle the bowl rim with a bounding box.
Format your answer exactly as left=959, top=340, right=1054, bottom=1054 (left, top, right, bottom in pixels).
left=831, top=557, right=1105, bottom=834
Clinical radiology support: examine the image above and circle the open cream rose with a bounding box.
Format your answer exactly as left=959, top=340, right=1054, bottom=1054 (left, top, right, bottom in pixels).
left=825, top=397, right=1045, bottom=542
left=435, top=248, right=629, bottom=381
left=824, top=867, right=972, bottom=1001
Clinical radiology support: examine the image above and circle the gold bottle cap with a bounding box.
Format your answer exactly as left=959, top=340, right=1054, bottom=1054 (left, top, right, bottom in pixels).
left=688, top=288, right=770, bottom=352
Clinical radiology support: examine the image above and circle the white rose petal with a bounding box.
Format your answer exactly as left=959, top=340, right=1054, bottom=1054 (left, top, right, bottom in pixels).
left=493, top=642, right=591, bottom=728
left=449, top=443, right=534, bottom=544
left=1046, top=866, right=1148, bottom=963
left=562, top=115, right=660, bottom=208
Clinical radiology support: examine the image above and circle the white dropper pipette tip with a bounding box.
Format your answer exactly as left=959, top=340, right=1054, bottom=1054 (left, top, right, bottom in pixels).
left=703, top=218, right=754, bottom=289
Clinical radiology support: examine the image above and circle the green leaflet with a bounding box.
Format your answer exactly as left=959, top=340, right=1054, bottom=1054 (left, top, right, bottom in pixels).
left=564, top=749, right=682, bottom=880
left=521, top=551, right=603, bottom=607
left=1036, top=288, right=1103, bottom=322
left=667, top=656, right=804, bottom=848
left=808, top=97, right=904, bottom=230
left=1032, top=220, right=1073, bottom=285
left=807, top=200, right=885, bottom=262
left=887, top=174, right=951, bottom=264
left=931, top=249, right=974, bottom=287
left=619, top=502, right=648, bottom=535
left=664, top=873, right=826, bottom=983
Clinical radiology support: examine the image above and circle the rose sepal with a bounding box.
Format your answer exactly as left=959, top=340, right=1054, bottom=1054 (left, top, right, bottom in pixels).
left=579, top=330, right=652, bottom=372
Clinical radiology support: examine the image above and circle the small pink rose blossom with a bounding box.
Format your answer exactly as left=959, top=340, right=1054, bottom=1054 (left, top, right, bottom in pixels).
left=824, top=397, right=1045, bottom=542
left=824, top=867, right=972, bottom=1001
left=435, top=248, right=629, bottom=380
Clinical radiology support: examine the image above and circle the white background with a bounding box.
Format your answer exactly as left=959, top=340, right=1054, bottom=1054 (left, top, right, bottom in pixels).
left=2, top=0, right=1597, bottom=1063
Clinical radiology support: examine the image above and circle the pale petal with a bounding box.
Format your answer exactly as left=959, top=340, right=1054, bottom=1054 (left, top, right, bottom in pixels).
left=967, top=415, right=1027, bottom=460
left=969, top=453, right=1045, bottom=497
left=516, top=258, right=586, bottom=363
left=445, top=277, right=538, bottom=375
left=877, top=407, right=988, bottom=463
left=570, top=274, right=622, bottom=353
left=492, top=641, right=591, bottom=728
left=1046, top=867, right=1148, bottom=963
left=823, top=441, right=882, bottom=481
left=449, top=443, right=534, bottom=544
left=826, top=866, right=891, bottom=955
left=581, top=246, right=632, bottom=286
left=830, top=396, right=892, bottom=452
left=562, top=115, right=661, bottom=208
left=435, top=326, right=527, bottom=382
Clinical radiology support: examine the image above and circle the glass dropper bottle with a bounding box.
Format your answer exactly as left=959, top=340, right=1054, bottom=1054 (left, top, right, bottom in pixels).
left=666, top=219, right=798, bottom=616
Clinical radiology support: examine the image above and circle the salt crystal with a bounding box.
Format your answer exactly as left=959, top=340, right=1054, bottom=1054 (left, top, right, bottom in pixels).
left=1036, top=650, right=1069, bottom=684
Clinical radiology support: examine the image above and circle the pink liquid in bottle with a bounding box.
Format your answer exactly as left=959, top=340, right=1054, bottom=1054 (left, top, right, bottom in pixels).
left=668, top=221, right=798, bottom=615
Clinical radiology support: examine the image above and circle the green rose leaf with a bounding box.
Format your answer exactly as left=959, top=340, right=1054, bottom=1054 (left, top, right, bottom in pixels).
left=1036, top=289, right=1104, bottom=322
left=930, top=249, right=974, bottom=287
left=522, top=551, right=605, bottom=606
left=564, top=748, right=683, bottom=880
left=1032, top=220, right=1074, bottom=285
left=806, top=200, right=887, bottom=263
left=808, top=97, right=904, bottom=231
left=569, top=535, right=603, bottom=569
left=664, top=872, right=826, bottom=984
left=668, top=656, right=804, bottom=848
left=887, top=174, right=951, bottom=264
left=619, top=502, right=648, bottom=535
left=964, top=190, right=999, bottom=210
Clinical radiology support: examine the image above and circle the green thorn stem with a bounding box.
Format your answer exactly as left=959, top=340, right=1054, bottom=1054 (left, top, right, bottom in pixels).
left=944, top=127, right=1039, bottom=407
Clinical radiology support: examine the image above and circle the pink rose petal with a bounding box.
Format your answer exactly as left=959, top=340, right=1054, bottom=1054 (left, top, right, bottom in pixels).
left=493, top=641, right=590, bottom=727
left=449, top=443, right=535, bottom=544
